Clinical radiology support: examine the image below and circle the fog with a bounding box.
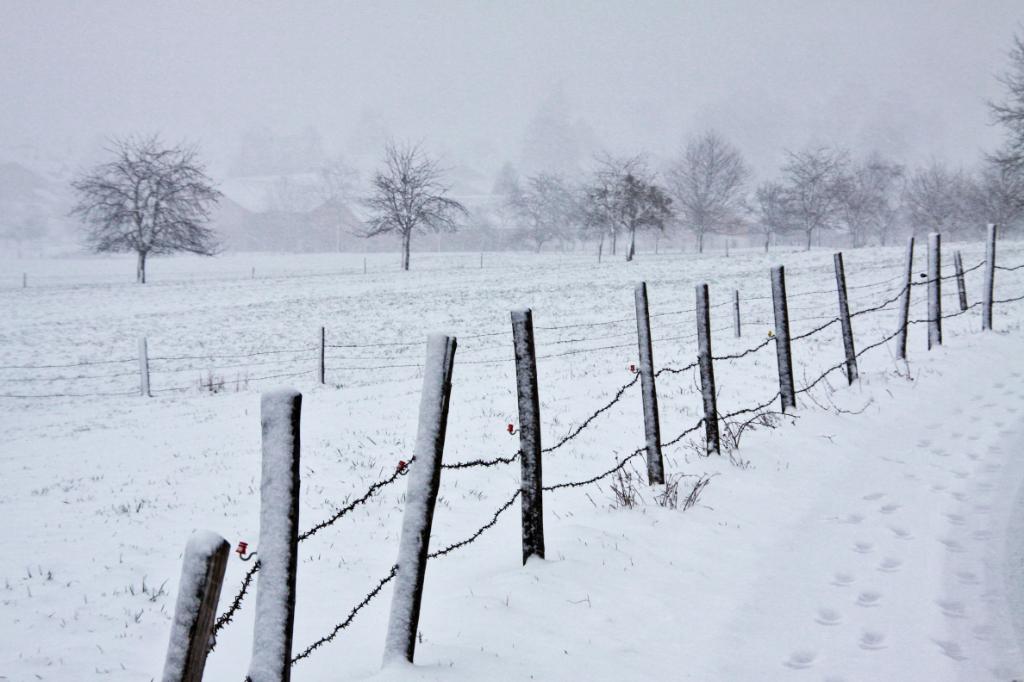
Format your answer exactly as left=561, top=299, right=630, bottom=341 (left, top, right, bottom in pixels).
left=2, top=1, right=1021, bottom=176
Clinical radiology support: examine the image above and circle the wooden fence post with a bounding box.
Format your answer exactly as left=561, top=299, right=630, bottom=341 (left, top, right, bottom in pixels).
left=896, top=236, right=915, bottom=360
left=161, top=531, right=230, bottom=682
left=953, top=251, right=968, bottom=312
left=22, top=273, right=26, bottom=288
left=927, top=233, right=942, bottom=349
left=511, top=309, right=546, bottom=563
left=771, top=266, right=796, bottom=412
left=383, top=334, right=456, bottom=665
left=733, top=289, right=741, bottom=338
left=598, top=242, right=603, bottom=264
left=833, top=253, right=858, bottom=384
left=634, top=284, right=666, bottom=482
left=696, top=283, right=720, bottom=455
left=318, top=327, right=326, bottom=385
left=139, top=337, right=151, bottom=397
left=247, top=390, right=302, bottom=682
left=983, top=223, right=997, bottom=331
left=363, top=257, right=367, bottom=275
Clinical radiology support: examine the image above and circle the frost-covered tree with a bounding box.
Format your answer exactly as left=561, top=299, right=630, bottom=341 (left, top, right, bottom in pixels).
left=361, top=142, right=466, bottom=271
left=582, top=155, right=672, bottom=262
left=667, top=131, right=750, bottom=253
left=779, top=147, right=849, bottom=250
left=70, top=136, right=221, bottom=283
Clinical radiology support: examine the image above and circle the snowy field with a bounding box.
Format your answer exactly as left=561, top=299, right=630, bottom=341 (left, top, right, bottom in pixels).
left=4, top=242, right=1024, bottom=681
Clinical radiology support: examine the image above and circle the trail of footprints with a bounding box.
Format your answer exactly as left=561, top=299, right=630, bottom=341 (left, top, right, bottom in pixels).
left=783, top=396, right=1023, bottom=677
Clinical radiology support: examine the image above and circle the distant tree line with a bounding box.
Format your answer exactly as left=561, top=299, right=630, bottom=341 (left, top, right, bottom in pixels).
left=69, top=31, right=1024, bottom=277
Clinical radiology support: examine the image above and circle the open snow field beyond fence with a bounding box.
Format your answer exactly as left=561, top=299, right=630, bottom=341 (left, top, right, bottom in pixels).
left=3, top=236, right=1024, bottom=680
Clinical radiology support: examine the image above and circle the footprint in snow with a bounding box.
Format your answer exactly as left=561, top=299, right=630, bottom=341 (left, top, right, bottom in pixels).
left=862, top=492, right=886, bottom=501
left=934, top=639, right=967, bottom=661
left=815, top=607, right=843, bottom=626
left=946, top=513, right=966, bottom=525
left=940, top=538, right=966, bottom=553
left=956, top=570, right=980, bottom=585
left=972, top=529, right=993, bottom=541
left=950, top=432, right=963, bottom=440
left=975, top=481, right=994, bottom=492
left=859, top=631, right=887, bottom=650
left=931, top=447, right=949, bottom=457
left=917, top=439, right=933, bottom=448
left=853, top=541, right=875, bottom=554
left=951, top=470, right=970, bottom=479
left=967, top=452, right=982, bottom=461
left=974, top=503, right=992, bottom=514
left=783, top=650, right=817, bottom=669
left=832, top=572, right=856, bottom=587
left=983, top=463, right=1002, bottom=473
left=856, top=591, right=882, bottom=607
left=877, top=557, right=902, bottom=573
left=879, top=503, right=902, bottom=515
left=889, top=526, right=913, bottom=539
left=967, top=434, right=981, bottom=442
left=936, top=599, right=967, bottom=618
left=950, top=491, right=968, bottom=502
left=972, top=624, right=994, bottom=642
left=931, top=483, right=948, bottom=492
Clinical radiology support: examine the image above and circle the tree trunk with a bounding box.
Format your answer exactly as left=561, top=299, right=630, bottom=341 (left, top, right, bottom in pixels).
left=805, top=229, right=813, bottom=251
left=611, top=231, right=617, bottom=256
left=698, top=231, right=704, bottom=254
left=402, top=232, right=411, bottom=271
left=626, top=228, right=637, bottom=262
left=764, top=232, right=770, bottom=253
left=137, top=250, right=147, bottom=284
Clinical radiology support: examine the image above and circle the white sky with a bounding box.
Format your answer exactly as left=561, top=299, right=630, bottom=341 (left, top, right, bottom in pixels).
left=1, top=1, right=1022, bottom=178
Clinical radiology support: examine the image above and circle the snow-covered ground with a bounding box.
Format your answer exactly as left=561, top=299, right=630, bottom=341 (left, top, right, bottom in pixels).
left=2, top=243, right=1024, bottom=681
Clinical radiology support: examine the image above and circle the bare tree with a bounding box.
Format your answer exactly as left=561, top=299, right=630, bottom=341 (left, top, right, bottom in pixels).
left=837, top=154, right=904, bottom=247
left=902, top=162, right=975, bottom=238
left=752, top=181, right=790, bottom=252
left=779, top=147, right=849, bottom=250
left=583, top=155, right=672, bottom=262
left=989, top=32, right=1024, bottom=174
left=667, top=131, right=750, bottom=253
left=507, top=173, right=579, bottom=252
left=361, top=142, right=466, bottom=271
left=969, top=162, right=1024, bottom=233
left=70, top=135, right=221, bottom=283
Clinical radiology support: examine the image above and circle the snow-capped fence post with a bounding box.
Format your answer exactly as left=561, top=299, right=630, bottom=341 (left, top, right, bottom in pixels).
left=927, top=233, right=942, bottom=349
left=733, top=289, right=741, bottom=338
left=247, top=389, right=302, bottom=682
left=771, top=266, right=796, bottom=412
left=953, top=251, right=968, bottom=312
left=161, top=531, right=230, bottom=682
left=139, top=337, right=151, bottom=397
left=896, top=236, right=915, bottom=360
left=383, top=334, right=457, bottom=665
left=696, top=283, right=720, bottom=455
left=634, top=283, right=665, bottom=482
left=511, top=309, right=546, bottom=563
left=983, top=223, right=997, bottom=331
left=833, top=253, right=858, bottom=385
left=318, top=327, right=326, bottom=385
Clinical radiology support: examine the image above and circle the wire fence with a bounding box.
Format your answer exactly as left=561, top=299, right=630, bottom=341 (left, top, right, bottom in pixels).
left=191, top=242, right=1024, bottom=677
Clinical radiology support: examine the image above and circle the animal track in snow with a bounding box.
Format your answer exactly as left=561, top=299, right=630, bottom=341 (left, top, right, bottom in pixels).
left=971, top=529, right=993, bottom=541
left=853, top=541, right=875, bottom=554
left=972, top=624, right=994, bottom=641
left=859, top=631, right=887, bottom=650
left=951, top=470, right=970, bottom=479
left=856, top=591, right=882, bottom=607
left=862, top=492, right=885, bottom=501
left=877, top=557, right=902, bottom=572
left=879, top=503, right=902, bottom=515
left=946, top=513, right=966, bottom=525
left=950, top=491, right=968, bottom=502
left=783, top=650, right=817, bottom=669
left=815, top=607, right=843, bottom=626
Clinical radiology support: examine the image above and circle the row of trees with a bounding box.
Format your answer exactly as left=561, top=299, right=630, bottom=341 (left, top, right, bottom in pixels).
left=70, top=32, right=1024, bottom=278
